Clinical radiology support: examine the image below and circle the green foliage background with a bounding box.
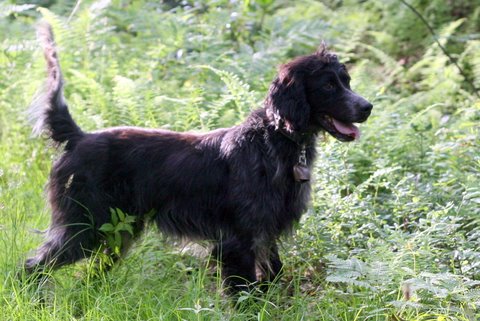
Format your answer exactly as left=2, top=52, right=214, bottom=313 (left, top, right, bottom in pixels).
left=0, top=0, right=479, bottom=320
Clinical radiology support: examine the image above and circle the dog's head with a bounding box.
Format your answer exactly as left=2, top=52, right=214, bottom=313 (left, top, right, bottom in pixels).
left=265, top=47, right=372, bottom=142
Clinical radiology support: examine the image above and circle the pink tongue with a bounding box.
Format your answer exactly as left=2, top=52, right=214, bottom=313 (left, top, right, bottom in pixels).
left=331, top=118, right=360, bottom=140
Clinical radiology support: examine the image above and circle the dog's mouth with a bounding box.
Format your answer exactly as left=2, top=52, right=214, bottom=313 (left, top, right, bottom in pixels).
left=318, top=115, right=360, bottom=142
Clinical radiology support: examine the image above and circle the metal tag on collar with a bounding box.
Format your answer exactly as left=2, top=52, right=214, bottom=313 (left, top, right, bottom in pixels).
left=293, top=145, right=310, bottom=183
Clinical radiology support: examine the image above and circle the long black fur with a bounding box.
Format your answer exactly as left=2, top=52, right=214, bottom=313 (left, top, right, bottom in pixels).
left=25, top=23, right=372, bottom=294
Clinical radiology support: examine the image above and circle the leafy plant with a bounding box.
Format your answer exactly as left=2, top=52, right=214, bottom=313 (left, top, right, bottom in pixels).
left=99, top=208, right=136, bottom=257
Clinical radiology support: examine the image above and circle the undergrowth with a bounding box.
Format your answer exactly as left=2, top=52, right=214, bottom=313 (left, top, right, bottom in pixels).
left=0, top=0, right=479, bottom=320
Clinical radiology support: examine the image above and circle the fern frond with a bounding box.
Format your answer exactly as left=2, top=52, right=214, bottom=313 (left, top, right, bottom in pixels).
left=196, top=65, right=260, bottom=121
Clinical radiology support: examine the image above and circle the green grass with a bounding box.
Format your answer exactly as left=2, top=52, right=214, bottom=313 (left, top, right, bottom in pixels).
left=1, top=0, right=479, bottom=320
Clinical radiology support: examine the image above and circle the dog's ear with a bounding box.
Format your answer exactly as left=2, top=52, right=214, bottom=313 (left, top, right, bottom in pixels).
left=316, top=41, right=328, bottom=56
left=265, top=63, right=311, bottom=133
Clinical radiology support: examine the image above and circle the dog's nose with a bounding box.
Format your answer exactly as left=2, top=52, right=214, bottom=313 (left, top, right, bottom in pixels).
left=360, top=102, right=373, bottom=113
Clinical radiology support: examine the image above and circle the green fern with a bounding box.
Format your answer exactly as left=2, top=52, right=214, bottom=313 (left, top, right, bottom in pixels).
left=325, top=255, right=392, bottom=292
left=196, top=65, right=259, bottom=122
left=112, top=75, right=141, bottom=126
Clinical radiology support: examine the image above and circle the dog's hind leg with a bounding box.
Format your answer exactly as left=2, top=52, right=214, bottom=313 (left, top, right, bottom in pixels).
left=24, top=221, right=98, bottom=277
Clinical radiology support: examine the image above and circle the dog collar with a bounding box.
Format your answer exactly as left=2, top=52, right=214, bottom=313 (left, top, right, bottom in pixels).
left=277, top=125, right=311, bottom=146
left=276, top=125, right=311, bottom=183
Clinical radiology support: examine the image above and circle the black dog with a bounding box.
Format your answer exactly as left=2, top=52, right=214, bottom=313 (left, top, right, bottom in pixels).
left=25, top=23, right=372, bottom=294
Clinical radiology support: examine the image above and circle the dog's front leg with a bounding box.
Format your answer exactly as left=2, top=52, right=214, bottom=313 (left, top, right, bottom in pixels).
left=261, top=243, right=283, bottom=283
left=213, top=237, right=257, bottom=295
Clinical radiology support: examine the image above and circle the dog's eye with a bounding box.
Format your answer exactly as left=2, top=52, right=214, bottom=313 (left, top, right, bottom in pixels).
left=323, top=82, right=335, bottom=91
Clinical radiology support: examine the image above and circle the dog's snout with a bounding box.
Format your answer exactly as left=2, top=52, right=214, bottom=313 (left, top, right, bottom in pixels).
left=351, top=93, right=373, bottom=122
left=348, top=91, right=373, bottom=115
left=360, top=102, right=373, bottom=113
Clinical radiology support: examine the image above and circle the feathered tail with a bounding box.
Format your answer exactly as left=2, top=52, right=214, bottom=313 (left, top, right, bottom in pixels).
left=29, top=22, right=83, bottom=148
